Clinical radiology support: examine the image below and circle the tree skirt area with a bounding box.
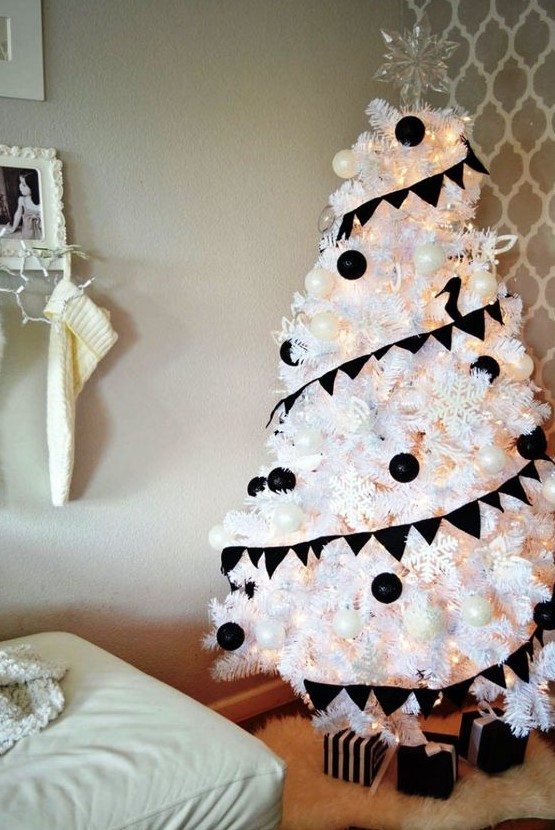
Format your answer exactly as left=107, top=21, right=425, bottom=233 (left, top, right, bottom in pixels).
left=255, top=715, right=555, bottom=830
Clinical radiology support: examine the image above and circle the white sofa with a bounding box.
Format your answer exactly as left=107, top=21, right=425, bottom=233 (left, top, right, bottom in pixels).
left=0, top=632, right=286, bottom=830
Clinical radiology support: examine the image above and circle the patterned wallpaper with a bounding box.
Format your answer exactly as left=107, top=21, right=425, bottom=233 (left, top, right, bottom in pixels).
left=402, top=0, right=555, bottom=423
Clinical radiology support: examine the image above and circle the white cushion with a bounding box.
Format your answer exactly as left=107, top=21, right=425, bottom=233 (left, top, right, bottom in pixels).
left=0, top=632, right=285, bottom=830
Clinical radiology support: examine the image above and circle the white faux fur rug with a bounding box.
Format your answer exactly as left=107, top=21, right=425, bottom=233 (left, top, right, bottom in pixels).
left=256, top=715, right=555, bottom=830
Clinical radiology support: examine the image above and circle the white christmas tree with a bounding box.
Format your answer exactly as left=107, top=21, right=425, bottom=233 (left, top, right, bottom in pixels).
left=206, top=23, right=555, bottom=751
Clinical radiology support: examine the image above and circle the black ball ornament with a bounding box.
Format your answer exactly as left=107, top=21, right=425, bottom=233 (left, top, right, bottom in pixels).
left=395, top=116, right=426, bottom=147
left=216, top=622, right=245, bottom=651
left=371, top=572, right=403, bottom=604
left=471, top=355, right=500, bottom=383
left=337, top=250, right=367, bottom=280
left=247, top=476, right=266, bottom=497
left=280, top=339, right=301, bottom=366
left=389, top=453, right=420, bottom=483
left=516, top=426, right=547, bottom=460
left=533, top=601, right=555, bottom=630
left=268, top=467, right=296, bottom=493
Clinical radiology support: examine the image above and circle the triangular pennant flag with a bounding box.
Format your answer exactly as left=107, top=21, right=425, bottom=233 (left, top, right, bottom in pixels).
left=464, top=141, right=489, bottom=175
left=319, top=369, right=338, bottom=396
left=506, top=645, right=530, bottom=683
left=340, top=355, right=370, bottom=380
left=373, top=686, right=411, bottom=716
left=444, top=160, right=465, bottom=188
left=221, top=547, right=245, bottom=575
left=345, top=532, right=371, bottom=555
left=304, top=680, right=342, bottom=711
left=414, top=516, right=441, bottom=545
left=480, top=664, right=507, bottom=688
left=356, top=197, right=381, bottom=226
left=265, top=547, right=289, bottom=578
left=479, top=491, right=504, bottom=512
left=442, top=677, right=474, bottom=708
left=384, top=188, right=409, bottom=209
left=534, top=626, right=544, bottom=646
left=397, top=332, right=429, bottom=354
left=498, top=475, right=531, bottom=506
left=486, top=298, right=503, bottom=325
left=373, top=344, right=393, bottom=361
left=310, top=536, right=334, bottom=559
left=519, top=461, right=540, bottom=482
left=414, top=688, right=441, bottom=717
left=346, top=684, right=372, bottom=710
left=293, top=543, right=310, bottom=566
left=431, top=324, right=453, bottom=351
left=412, top=173, right=445, bottom=207
left=445, top=501, right=481, bottom=538
left=456, top=308, right=485, bottom=340
left=337, top=213, right=354, bottom=241
left=373, top=524, right=411, bottom=560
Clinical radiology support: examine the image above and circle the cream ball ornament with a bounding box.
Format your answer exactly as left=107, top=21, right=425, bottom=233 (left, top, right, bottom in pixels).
left=332, top=609, right=363, bottom=639
left=476, top=445, right=508, bottom=474
left=404, top=606, right=445, bottom=641
left=413, top=243, right=446, bottom=275
left=468, top=269, right=497, bottom=298
left=332, top=149, right=358, bottom=179
left=255, top=620, right=286, bottom=650
left=208, top=524, right=232, bottom=550
left=305, top=267, right=334, bottom=298
left=461, top=595, right=493, bottom=627
left=272, top=503, right=305, bottom=534
left=506, top=354, right=535, bottom=381
left=542, top=475, right=555, bottom=504
left=295, top=428, right=324, bottom=455
left=310, top=311, right=340, bottom=340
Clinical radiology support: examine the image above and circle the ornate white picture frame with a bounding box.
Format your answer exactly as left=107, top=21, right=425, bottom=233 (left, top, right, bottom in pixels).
left=0, top=145, right=66, bottom=269
left=0, top=0, right=44, bottom=101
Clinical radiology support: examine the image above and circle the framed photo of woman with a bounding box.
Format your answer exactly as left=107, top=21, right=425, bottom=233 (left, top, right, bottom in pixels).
left=0, top=145, right=66, bottom=268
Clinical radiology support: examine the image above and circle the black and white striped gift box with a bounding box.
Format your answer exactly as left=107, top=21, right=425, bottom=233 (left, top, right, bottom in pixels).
left=324, top=729, right=387, bottom=786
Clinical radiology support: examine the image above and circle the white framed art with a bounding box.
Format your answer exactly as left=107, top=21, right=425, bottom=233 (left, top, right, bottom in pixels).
left=0, top=145, right=66, bottom=268
left=0, top=0, right=44, bottom=101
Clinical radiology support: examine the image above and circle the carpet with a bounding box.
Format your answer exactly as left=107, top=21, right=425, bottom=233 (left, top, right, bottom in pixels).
left=255, top=715, right=555, bottom=830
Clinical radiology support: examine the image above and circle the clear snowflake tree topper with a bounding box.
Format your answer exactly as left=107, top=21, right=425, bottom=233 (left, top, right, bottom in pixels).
left=374, top=16, right=459, bottom=107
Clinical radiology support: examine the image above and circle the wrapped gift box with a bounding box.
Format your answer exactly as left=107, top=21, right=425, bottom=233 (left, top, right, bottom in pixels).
left=459, top=708, right=528, bottom=774
left=397, top=732, right=458, bottom=800
left=324, top=729, right=388, bottom=787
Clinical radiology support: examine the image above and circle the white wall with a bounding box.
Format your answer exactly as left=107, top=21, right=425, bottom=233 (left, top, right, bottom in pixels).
left=0, top=0, right=403, bottom=702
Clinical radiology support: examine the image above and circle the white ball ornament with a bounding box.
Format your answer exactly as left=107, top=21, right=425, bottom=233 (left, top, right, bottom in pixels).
left=295, top=428, right=324, bottom=455
left=413, top=243, right=446, bottom=275
left=305, top=267, right=334, bottom=298
left=506, top=354, right=534, bottom=381
left=476, top=445, right=507, bottom=474
left=255, top=620, right=286, bottom=650
left=468, top=269, right=497, bottom=298
left=404, top=607, right=445, bottom=641
left=461, top=596, right=493, bottom=627
left=332, top=609, right=363, bottom=639
left=208, top=525, right=232, bottom=550
left=332, top=149, right=358, bottom=179
left=542, top=477, right=555, bottom=504
left=272, top=503, right=305, bottom=534
left=310, top=311, right=340, bottom=340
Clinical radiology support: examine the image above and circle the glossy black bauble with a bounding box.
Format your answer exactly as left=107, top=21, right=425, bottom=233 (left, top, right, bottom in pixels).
left=280, top=339, right=300, bottom=366
left=267, top=467, right=296, bottom=493
left=516, top=426, right=547, bottom=460
left=216, top=622, right=245, bottom=651
left=389, top=452, right=420, bottom=482
left=533, top=601, right=555, bottom=630
left=395, top=116, right=426, bottom=147
left=337, top=250, right=367, bottom=280
left=247, top=476, right=267, bottom=497
left=471, top=355, right=500, bottom=383
left=371, top=572, right=403, bottom=604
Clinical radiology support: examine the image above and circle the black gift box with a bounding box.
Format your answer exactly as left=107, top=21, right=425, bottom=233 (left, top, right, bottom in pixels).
left=459, top=708, right=528, bottom=774
left=397, top=732, right=458, bottom=800
left=324, top=729, right=388, bottom=787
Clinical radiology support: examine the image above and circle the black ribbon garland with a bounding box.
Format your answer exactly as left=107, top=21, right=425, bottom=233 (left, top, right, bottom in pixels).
left=303, top=629, right=543, bottom=718
left=267, top=295, right=503, bottom=426
left=221, top=461, right=544, bottom=580
left=336, top=140, right=489, bottom=242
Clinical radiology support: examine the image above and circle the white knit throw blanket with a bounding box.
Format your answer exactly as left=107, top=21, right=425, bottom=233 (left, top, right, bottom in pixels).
left=0, top=644, right=67, bottom=754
